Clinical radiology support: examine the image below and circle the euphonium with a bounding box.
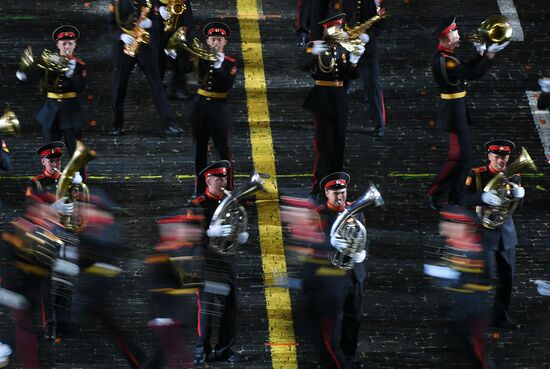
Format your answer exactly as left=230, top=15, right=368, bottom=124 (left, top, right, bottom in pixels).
left=19, top=46, right=69, bottom=74
left=478, top=147, right=537, bottom=229
left=0, top=109, right=20, bottom=136
left=161, top=0, right=187, bottom=33
left=166, top=27, right=217, bottom=61
left=329, top=183, right=384, bottom=270
left=56, top=141, right=97, bottom=231
left=209, top=172, right=264, bottom=255
left=467, top=15, right=513, bottom=45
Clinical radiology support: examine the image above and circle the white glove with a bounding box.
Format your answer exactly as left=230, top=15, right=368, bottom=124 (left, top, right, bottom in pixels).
left=139, top=18, right=152, bottom=29
left=330, top=234, right=348, bottom=251
left=311, top=40, right=329, bottom=56
left=206, top=220, right=232, bottom=237
left=0, top=342, right=12, bottom=361
left=349, top=45, right=365, bottom=64
left=159, top=6, right=170, bottom=20
left=16, top=70, right=28, bottom=81
left=51, top=197, right=74, bottom=215
left=0, top=287, right=29, bottom=310
left=237, top=231, right=249, bottom=244
left=352, top=249, right=367, bottom=263
left=213, top=52, right=224, bottom=69
left=52, top=259, right=80, bottom=277
left=473, top=42, right=486, bottom=56
left=487, top=41, right=510, bottom=53
left=512, top=186, right=525, bottom=199
left=72, top=172, right=83, bottom=185
left=359, top=33, right=370, bottom=44
left=165, top=48, right=178, bottom=59
left=538, top=78, right=550, bottom=93
left=65, top=59, right=77, bottom=78
left=481, top=192, right=502, bottom=206
left=120, top=33, right=135, bottom=45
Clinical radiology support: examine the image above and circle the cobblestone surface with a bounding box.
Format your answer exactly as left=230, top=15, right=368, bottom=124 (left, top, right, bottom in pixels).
left=0, top=0, right=549, bottom=368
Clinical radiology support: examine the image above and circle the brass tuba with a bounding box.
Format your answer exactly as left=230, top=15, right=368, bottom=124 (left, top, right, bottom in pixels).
left=329, top=183, right=384, bottom=269
left=467, top=15, right=513, bottom=45
left=55, top=141, right=97, bottom=231
left=166, top=27, right=217, bottom=61
left=161, top=0, right=187, bottom=33
left=0, top=109, right=20, bottom=136
left=478, top=147, right=537, bottom=229
left=208, top=172, right=264, bottom=255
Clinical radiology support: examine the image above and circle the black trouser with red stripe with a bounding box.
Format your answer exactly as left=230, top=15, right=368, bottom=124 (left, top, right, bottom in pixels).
left=427, top=128, right=471, bottom=205
left=311, top=112, right=347, bottom=195
left=358, top=50, right=386, bottom=131
left=296, top=0, right=312, bottom=36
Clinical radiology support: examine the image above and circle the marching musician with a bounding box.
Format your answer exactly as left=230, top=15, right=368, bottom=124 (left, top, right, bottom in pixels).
left=191, top=160, right=246, bottom=364
left=190, top=22, right=237, bottom=195
left=303, top=172, right=367, bottom=369
left=537, top=71, right=550, bottom=110
left=16, top=25, right=86, bottom=157
left=108, top=0, right=183, bottom=136
left=343, top=0, right=387, bottom=137
left=303, top=13, right=366, bottom=198
left=0, top=139, right=11, bottom=209
left=426, top=16, right=508, bottom=209
left=463, top=140, right=525, bottom=329
left=158, top=0, right=195, bottom=100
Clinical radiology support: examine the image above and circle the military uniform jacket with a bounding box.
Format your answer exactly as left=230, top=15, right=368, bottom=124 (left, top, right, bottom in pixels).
left=303, top=202, right=366, bottom=288
left=302, top=44, right=359, bottom=116
left=192, top=56, right=238, bottom=129
left=432, top=47, right=493, bottom=131
left=343, top=0, right=386, bottom=65
left=26, top=174, right=58, bottom=196
left=464, top=165, right=520, bottom=250
left=32, top=57, right=86, bottom=131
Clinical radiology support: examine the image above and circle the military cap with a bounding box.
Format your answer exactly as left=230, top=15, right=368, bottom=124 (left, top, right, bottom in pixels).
left=52, top=25, right=80, bottom=41
left=199, top=160, right=231, bottom=178
left=318, top=12, right=346, bottom=27
left=434, top=16, right=457, bottom=38
left=36, top=141, right=64, bottom=159
left=439, top=205, right=478, bottom=225
left=484, top=139, right=515, bottom=156
left=203, top=22, right=231, bottom=38
left=320, top=172, right=350, bottom=191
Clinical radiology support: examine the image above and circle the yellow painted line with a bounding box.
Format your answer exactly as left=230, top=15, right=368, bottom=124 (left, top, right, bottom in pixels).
left=237, top=1, right=298, bottom=368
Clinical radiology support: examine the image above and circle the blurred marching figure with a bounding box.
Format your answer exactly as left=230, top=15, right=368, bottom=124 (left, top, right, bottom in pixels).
left=537, top=69, right=550, bottom=110
left=73, top=188, right=147, bottom=368
left=142, top=209, right=205, bottom=368
left=0, top=108, right=17, bottom=208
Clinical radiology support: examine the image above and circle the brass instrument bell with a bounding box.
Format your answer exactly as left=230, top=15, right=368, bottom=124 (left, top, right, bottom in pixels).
left=467, top=15, right=513, bottom=45
left=0, top=109, right=20, bottom=136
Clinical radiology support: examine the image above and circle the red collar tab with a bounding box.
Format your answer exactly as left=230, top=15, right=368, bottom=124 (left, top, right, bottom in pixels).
left=438, top=22, right=456, bottom=39
left=204, top=167, right=227, bottom=177
left=488, top=165, right=501, bottom=174
left=324, top=179, right=347, bottom=189
left=437, top=44, right=454, bottom=55
left=207, top=28, right=227, bottom=37
left=205, top=189, right=224, bottom=201
left=43, top=170, right=61, bottom=180
left=326, top=200, right=345, bottom=212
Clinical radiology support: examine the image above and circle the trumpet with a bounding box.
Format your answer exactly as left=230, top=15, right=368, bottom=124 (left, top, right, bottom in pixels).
left=0, top=109, right=20, bottom=136
left=166, top=27, right=217, bottom=61
left=467, top=15, right=513, bottom=45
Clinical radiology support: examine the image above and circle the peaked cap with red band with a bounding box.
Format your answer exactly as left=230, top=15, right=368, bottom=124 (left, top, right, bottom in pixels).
left=434, top=16, right=457, bottom=38
left=199, top=160, right=231, bottom=178
left=36, top=141, right=64, bottom=159
left=52, top=25, right=80, bottom=41
left=484, top=139, right=515, bottom=156
left=318, top=12, right=346, bottom=28
left=320, top=172, right=350, bottom=190
left=203, top=22, right=231, bottom=38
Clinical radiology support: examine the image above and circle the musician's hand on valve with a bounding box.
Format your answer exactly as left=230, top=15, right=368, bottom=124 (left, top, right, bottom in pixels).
left=139, top=18, right=152, bottom=29
left=120, top=34, right=135, bottom=45
left=206, top=220, right=232, bottom=237
left=65, top=59, right=77, bottom=78
left=487, top=41, right=510, bottom=53
left=310, top=40, right=329, bottom=56
left=352, top=250, right=367, bottom=263
left=349, top=45, right=365, bottom=64
left=237, top=231, right=249, bottom=244
left=159, top=6, right=170, bottom=20
left=473, top=42, right=486, bottom=56
left=51, top=197, right=74, bottom=216
left=16, top=70, right=28, bottom=81
left=165, top=48, right=178, bottom=59
left=213, top=52, right=225, bottom=69
left=511, top=186, right=525, bottom=199
left=72, top=172, right=83, bottom=185
left=481, top=192, right=502, bottom=206
left=330, top=235, right=348, bottom=251
left=359, top=33, right=370, bottom=44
